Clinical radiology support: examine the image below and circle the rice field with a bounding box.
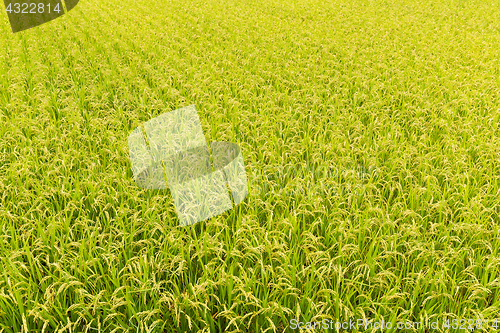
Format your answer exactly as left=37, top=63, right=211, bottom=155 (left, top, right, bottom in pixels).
left=1, top=0, right=500, bottom=332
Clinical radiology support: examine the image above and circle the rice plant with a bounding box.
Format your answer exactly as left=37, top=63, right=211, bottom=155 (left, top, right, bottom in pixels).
left=0, top=0, right=500, bottom=332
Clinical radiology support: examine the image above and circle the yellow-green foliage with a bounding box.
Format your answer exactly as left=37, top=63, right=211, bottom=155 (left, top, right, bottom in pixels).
left=0, top=0, right=500, bottom=332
